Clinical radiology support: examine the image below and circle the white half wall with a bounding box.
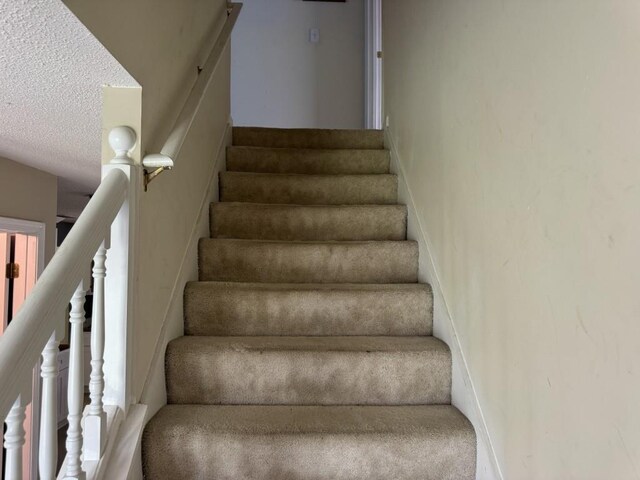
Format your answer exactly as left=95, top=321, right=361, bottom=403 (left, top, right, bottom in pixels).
left=231, top=0, right=364, bottom=129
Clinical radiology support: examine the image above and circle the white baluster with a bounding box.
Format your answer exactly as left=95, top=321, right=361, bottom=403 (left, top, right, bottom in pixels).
left=64, top=280, right=89, bottom=480
left=84, top=237, right=109, bottom=461
left=4, top=394, right=27, bottom=480
left=39, top=332, right=60, bottom=480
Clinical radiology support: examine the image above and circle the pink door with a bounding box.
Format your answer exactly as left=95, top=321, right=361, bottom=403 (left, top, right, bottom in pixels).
left=1, top=232, right=40, bottom=478
left=0, top=232, right=8, bottom=474
left=13, top=234, right=39, bottom=478
left=0, top=232, right=9, bottom=334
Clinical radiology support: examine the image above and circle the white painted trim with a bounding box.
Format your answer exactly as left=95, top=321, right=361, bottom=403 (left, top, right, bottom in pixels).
left=139, top=119, right=232, bottom=417
left=0, top=216, right=46, bottom=480
left=100, top=404, right=146, bottom=480
left=385, top=127, right=503, bottom=480
left=102, top=164, right=140, bottom=415
left=364, top=0, right=382, bottom=130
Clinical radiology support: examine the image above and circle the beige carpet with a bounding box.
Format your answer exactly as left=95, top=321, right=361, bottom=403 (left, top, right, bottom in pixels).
left=142, top=127, right=476, bottom=479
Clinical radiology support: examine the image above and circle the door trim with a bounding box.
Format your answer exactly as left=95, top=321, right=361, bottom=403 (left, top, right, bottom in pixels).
left=0, top=216, right=46, bottom=480
left=365, top=0, right=382, bottom=129
left=0, top=217, right=45, bottom=277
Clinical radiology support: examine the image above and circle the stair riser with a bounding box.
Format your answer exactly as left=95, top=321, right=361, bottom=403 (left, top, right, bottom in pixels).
left=227, top=147, right=390, bottom=174
left=220, top=173, right=398, bottom=205
left=211, top=204, right=407, bottom=241
left=166, top=349, right=451, bottom=405
left=233, top=127, right=384, bottom=149
left=144, top=432, right=475, bottom=480
left=185, top=283, right=433, bottom=336
left=198, top=240, right=419, bottom=283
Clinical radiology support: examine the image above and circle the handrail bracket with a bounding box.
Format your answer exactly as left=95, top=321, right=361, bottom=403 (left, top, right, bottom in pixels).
left=143, top=166, right=172, bottom=192
left=142, top=153, right=174, bottom=192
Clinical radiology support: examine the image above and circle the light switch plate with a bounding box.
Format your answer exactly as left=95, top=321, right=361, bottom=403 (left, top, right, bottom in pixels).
left=309, top=28, right=320, bottom=43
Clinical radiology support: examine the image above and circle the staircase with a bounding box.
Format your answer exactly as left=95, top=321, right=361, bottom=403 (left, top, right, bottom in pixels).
left=142, top=127, right=477, bottom=479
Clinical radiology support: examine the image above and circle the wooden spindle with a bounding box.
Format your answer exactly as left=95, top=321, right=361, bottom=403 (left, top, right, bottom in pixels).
left=39, top=333, right=60, bottom=480
left=63, top=280, right=88, bottom=480
left=85, top=239, right=109, bottom=460
left=4, top=394, right=27, bottom=480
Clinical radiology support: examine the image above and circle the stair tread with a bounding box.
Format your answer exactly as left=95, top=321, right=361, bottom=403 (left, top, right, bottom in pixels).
left=184, top=281, right=432, bottom=336
left=146, top=404, right=472, bottom=436
left=233, top=126, right=384, bottom=149
left=143, top=405, right=476, bottom=479
left=169, top=335, right=448, bottom=353
left=210, top=202, right=407, bottom=241
left=198, top=238, right=419, bottom=284
left=213, top=201, right=406, bottom=209
left=227, top=146, right=390, bottom=174
left=187, top=280, right=430, bottom=292
left=222, top=171, right=394, bottom=178
left=200, top=237, right=417, bottom=246
left=166, top=335, right=451, bottom=405
left=219, top=171, right=398, bottom=205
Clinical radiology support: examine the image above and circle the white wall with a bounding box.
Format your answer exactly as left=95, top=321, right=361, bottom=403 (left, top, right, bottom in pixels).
left=231, top=0, right=364, bottom=129
left=383, top=1, right=640, bottom=478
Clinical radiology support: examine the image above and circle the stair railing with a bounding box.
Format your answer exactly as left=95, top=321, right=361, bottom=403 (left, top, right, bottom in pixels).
left=0, top=3, right=243, bottom=478
left=0, top=127, right=138, bottom=480
left=142, top=1, right=242, bottom=190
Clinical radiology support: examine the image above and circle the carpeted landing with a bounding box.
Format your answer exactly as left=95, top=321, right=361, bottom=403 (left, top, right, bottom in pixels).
left=142, top=126, right=477, bottom=479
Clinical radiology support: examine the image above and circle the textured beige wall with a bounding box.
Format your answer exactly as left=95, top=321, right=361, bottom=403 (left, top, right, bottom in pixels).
left=0, top=156, right=57, bottom=263
left=64, top=0, right=228, bottom=153
left=63, top=0, right=231, bottom=399
left=383, top=1, right=640, bottom=478
left=231, top=0, right=364, bottom=129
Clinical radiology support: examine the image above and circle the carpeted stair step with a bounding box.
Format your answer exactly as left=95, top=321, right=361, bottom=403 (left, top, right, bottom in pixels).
left=233, top=126, right=384, bottom=149
left=166, top=336, right=451, bottom=405
left=184, top=282, right=433, bottom=336
left=220, top=172, right=397, bottom=205
left=198, top=239, right=418, bottom=283
left=143, top=404, right=476, bottom=480
left=227, top=146, right=390, bottom=174
left=210, top=203, right=407, bottom=241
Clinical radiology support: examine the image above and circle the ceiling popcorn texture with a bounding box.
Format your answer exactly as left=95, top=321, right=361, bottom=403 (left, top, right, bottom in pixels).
left=0, top=0, right=138, bottom=217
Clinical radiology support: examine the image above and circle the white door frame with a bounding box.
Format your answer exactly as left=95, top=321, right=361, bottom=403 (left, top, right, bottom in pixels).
left=0, top=216, right=46, bottom=277
left=365, top=0, right=382, bottom=129
left=0, top=216, right=46, bottom=480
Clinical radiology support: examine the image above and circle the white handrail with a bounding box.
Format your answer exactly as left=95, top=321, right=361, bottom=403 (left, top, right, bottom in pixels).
left=0, top=127, right=136, bottom=480
left=142, top=2, right=242, bottom=175
left=0, top=168, right=127, bottom=421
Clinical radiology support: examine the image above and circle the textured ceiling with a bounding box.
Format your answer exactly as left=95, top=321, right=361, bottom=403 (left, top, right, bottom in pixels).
left=0, top=0, right=138, bottom=217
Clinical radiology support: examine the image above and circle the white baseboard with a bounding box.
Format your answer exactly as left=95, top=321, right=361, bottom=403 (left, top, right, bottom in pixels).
left=385, top=127, right=503, bottom=480
left=138, top=119, right=232, bottom=418
left=102, top=404, right=147, bottom=480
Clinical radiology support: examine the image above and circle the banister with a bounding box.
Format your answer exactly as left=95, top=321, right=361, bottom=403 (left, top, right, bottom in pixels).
left=142, top=2, right=243, bottom=189
left=0, top=168, right=128, bottom=421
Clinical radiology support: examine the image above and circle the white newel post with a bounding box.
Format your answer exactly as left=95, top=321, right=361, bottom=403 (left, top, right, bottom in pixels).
left=84, top=236, right=110, bottom=461
left=64, top=279, right=89, bottom=480
left=39, top=331, right=61, bottom=480
left=103, top=126, right=139, bottom=414
left=4, top=392, right=28, bottom=480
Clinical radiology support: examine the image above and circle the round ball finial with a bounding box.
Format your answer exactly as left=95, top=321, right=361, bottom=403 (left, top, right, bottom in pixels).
left=108, top=126, right=137, bottom=164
